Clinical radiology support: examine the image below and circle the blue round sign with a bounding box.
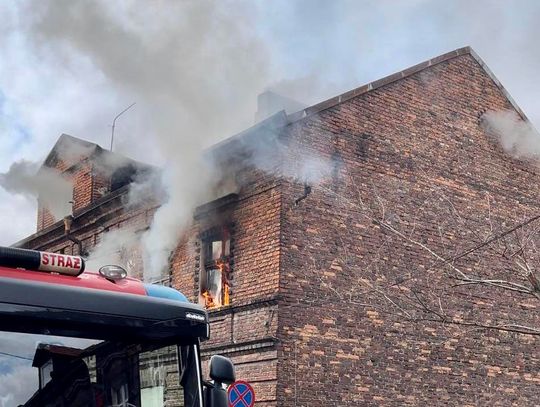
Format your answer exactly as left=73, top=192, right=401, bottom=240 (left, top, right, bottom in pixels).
left=228, top=380, right=255, bottom=407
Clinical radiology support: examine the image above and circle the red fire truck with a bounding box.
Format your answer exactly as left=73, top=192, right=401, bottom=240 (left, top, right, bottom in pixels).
left=0, top=246, right=235, bottom=407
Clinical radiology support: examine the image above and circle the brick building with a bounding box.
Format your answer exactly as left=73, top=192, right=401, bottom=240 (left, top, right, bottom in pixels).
left=16, top=47, right=540, bottom=405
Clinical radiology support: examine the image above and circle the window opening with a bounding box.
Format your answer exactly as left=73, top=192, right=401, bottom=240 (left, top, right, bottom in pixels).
left=200, top=226, right=231, bottom=309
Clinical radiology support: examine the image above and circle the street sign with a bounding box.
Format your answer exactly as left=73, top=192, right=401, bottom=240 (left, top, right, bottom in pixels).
left=228, top=380, right=255, bottom=407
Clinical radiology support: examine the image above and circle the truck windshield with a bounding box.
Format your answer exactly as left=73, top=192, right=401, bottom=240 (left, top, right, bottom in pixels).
left=0, top=330, right=201, bottom=407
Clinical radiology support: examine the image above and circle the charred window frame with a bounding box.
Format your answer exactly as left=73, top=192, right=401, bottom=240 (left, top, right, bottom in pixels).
left=199, top=226, right=232, bottom=309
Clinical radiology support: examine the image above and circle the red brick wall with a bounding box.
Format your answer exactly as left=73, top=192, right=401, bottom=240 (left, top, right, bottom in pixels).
left=36, top=155, right=112, bottom=232
left=168, top=167, right=282, bottom=404
left=276, top=53, right=540, bottom=405
left=36, top=199, right=56, bottom=231
left=169, top=170, right=281, bottom=302
left=70, top=161, right=92, bottom=212
left=91, top=164, right=111, bottom=202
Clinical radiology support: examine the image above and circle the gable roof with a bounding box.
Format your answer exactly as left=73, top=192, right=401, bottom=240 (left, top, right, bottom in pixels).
left=209, top=46, right=530, bottom=157
left=42, top=133, right=100, bottom=169
left=41, top=133, right=154, bottom=177
left=286, top=46, right=528, bottom=124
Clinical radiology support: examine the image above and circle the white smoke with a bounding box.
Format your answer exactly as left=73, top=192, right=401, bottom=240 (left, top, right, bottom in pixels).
left=18, top=1, right=266, bottom=279
left=139, top=158, right=211, bottom=279
left=0, top=160, right=71, bottom=220
left=482, top=109, right=540, bottom=159
left=85, top=227, right=142, bottom=276
left=285, top=151, right=334, bottom=184
left=1, top=1, right=368, bottom=278
left=55, top=137, right=96, bottom=165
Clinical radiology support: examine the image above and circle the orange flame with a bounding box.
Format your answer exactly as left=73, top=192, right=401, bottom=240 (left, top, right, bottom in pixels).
left=202, top=290, right=216, bottom=308
left=216, top=258, right=230, bottom=307
left=201, top=229, right=231, bottom=310
left=223, top=282, right=230, bottom=306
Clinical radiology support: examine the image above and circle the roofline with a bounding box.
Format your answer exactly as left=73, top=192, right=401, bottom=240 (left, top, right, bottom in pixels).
left=42, top=133, right=155, bottom=174
left=207, top=109, right=288, bottom=154
left=285, top=46, right=530, bottom=124
left=467, top=48, right=529, bottom=121
left=207, top=47, right=531, bottom=155
left=42, top=133, right=98, bottom=168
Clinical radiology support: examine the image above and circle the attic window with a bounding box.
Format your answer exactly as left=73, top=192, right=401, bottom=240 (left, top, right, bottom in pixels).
left=110, top=165, right=138, bottom=192
left=199, top=226, right=231, bottom=309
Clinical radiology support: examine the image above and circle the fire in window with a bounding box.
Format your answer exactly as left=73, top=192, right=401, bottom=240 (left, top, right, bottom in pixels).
left=200, top=227, right=231, bottom=309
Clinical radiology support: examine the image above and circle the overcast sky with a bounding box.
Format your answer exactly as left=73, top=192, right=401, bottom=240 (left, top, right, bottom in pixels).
left=1, top=0, right=540, bottom=245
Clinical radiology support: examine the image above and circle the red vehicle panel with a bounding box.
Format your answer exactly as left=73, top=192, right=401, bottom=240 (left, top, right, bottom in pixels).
left=0, top=265, right=146, bottom=295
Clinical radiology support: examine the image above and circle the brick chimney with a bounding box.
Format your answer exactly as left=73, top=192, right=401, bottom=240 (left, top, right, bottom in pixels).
left=69, top=158, right=111, bottom=213
left=255, top=90, right=306, bottom=123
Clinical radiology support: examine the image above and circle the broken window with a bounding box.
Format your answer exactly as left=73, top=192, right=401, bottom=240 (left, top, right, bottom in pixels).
left=199, top=226, right=231, bottom=309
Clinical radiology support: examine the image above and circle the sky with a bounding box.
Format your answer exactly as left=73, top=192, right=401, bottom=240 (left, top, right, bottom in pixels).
left=1, top=0, right=540, bottom=245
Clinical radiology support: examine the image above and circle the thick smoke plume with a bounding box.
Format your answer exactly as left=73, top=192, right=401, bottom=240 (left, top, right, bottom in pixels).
left=18, top=0, right=331, bottom=280
left=21, top=1, right=269, bottom=280
left=8, top=1, right=348, bottom=279
left=0, top=160, right=71, bottom=220
left=482, top=109, right=540, bottom=159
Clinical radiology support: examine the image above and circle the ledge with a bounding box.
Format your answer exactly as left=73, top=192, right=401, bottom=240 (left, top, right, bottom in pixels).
left=194, top=193, right=239, bottom=220
left=200, top=338, right=278, bottom=357
left=206, top=296, right=279, bottom=317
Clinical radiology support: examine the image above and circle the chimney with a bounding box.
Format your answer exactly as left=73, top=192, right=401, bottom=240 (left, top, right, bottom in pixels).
left=37, top=198, right=57, bottom=231
left=70, top=160, right=110, bottom=213
left=255, top=90, right=306, bottom=123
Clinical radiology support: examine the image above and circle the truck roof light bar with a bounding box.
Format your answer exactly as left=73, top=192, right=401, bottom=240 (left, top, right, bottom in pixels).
left=0, top=246, right=85, bottom=276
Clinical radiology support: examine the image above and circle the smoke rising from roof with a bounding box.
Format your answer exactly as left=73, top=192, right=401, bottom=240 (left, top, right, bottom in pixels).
left=8, top=1, right=540, bottom=277
left=482, top=110, right=540, bottom=159
left=23, top=1, right=270, bottom=279
left=14, top=0, right=339, bottom=279
left=4, top=1, right=540, bottom=249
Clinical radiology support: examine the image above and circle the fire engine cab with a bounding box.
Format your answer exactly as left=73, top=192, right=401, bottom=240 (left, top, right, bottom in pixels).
left=0, top=246, right=235, bottom=407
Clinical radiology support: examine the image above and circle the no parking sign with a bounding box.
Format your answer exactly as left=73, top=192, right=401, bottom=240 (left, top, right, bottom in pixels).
left=228, top=380, right=255, bottom=407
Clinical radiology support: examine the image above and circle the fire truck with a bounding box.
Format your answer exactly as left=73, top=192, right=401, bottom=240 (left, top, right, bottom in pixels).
left=0, top=246, right=235, bottom=407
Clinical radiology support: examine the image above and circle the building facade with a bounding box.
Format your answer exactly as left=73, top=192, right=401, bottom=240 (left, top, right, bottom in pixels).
left=17, top=47, right=540, bottom=405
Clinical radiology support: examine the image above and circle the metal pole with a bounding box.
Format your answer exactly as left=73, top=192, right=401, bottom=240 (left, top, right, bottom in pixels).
left=110, top=102, right=136, bottom=151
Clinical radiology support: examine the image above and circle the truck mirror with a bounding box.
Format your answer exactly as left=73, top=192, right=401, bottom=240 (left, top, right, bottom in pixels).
left=209, top=354, right=235, bottom=384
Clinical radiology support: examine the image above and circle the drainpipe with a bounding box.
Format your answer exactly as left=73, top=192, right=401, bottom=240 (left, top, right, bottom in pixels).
left=63, top=215, right=87, bottom=257
left=294, top=183, right=312, bottom=206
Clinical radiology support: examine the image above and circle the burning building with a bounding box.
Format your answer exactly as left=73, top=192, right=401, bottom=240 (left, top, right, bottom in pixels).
left=15, top=47, right=540, bottom=405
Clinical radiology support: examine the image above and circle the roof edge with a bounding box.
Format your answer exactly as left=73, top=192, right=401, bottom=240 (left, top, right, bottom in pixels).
left=209, top=110, right=288, bottom=153
left=12, top=184, right=133, bottom=249
left=286, top=46, right=529, bottom=124
left=466, top=48, right=529, bottom=122
left=42, top=133, right=100, bottom=169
